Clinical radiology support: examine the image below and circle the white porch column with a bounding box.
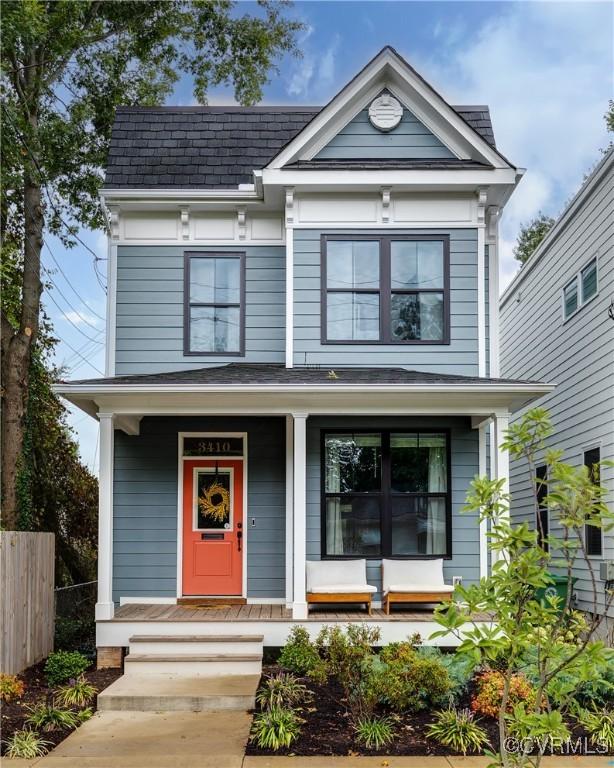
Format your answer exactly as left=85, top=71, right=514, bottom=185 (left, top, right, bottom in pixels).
left=478, top=423, right=488, bottom=579
left=285, top=414, right=294, bottom=609
left=95, top=413, right=115, bottom=621
left=492, top=412, right=510, bottom=564
left=292, top=412, right=308, bottom=619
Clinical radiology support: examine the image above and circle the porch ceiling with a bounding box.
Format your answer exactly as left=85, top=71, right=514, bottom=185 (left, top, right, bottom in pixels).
left=54, top=364, right=553, bottom=426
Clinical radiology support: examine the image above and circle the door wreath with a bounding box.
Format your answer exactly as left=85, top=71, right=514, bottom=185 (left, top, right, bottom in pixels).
left=198, top=481, right=230, bottom=524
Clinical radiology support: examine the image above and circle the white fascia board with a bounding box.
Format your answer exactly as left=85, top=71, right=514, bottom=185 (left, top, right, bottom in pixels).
left=268, top=49, right=513, bottom=171
left=101, top=188, right=262, bottom=203
left=262, top=167, right=519, bottom=190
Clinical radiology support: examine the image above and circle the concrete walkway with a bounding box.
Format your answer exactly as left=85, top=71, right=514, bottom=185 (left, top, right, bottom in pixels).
left=4, top=715, right=612, bottom=767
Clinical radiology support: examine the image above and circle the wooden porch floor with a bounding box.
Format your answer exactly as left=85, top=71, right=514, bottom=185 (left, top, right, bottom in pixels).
left=111, top=603, right=479, bottom=623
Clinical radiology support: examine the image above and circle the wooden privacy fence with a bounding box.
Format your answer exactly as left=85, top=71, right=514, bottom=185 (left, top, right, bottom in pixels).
left=1, top=531, right=55, bottom=674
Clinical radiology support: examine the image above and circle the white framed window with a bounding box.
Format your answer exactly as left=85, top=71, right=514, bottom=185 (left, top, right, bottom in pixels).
left=562, top=257, right=598, bottom=321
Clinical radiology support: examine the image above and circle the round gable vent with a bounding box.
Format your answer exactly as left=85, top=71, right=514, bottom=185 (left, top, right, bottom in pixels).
left=368, top=94, right=403, bottom=131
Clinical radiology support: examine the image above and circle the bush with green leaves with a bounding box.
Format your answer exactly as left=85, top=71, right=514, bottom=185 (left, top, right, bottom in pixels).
left=25, top=702, right=81, bottom=732
left=427, top=708, right=490, bottom=755
left=250, top=707, right=302, bottom=750
left=372, top=641, right=451, bottom=713
left=0, top=673, right=25, bottom=702
left=44, top=650, right=89, bottom=686
left=278, top=626, right=323, bottom=679
left=433, top=408, right=614, bottom=768
left=3, top=730, right=52, bottom=759
left=256, top=672, right=310, bottom=710
left=55, top=675, right=97, bottom=708
left=354, top=715, right=395, bottom=750
left=576, top=706, right=614, bottom=751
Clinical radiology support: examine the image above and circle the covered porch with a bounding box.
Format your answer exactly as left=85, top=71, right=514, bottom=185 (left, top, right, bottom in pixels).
left=55, top=363, right=551, bottom=650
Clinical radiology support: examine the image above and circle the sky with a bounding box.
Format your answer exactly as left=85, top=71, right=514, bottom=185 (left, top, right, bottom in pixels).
left=45, top=0, right=613, bottom=474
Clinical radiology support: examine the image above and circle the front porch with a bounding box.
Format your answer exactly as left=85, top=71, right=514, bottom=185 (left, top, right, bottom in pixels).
left=99, top=601, right=492, bottom=647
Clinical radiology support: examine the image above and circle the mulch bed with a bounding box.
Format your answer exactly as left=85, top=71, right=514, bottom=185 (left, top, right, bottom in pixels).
left=1, top=660, right=122, bottom=755
left=245, top=665, right=608, bottom=757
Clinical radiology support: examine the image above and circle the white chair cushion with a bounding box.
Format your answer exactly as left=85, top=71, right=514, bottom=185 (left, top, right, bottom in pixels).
left=386, top=583, right=453, bottom=594
left=382, top=558, right=446, bottom=593
left=306, top=559, right=369, bottom=592
left=310, top=584, right=377, bottom=594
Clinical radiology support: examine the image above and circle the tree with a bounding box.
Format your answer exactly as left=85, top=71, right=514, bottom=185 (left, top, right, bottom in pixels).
left=0, top=1, right=301, bottom=529
left=512, top=213, right=555, bottom=266
left=434, top=409, right=614, bottom=767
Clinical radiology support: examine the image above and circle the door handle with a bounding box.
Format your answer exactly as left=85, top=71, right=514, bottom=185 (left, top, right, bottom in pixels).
left=237, top=530, right=243, bottom=552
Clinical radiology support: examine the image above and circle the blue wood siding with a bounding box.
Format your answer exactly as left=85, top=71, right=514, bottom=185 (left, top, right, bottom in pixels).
left=315, top=102, right=455, bottom=160
left=112, top=416, right=286, bottom=602
left=293, top=228, right=480, bottom=374
left=306, top=416, right=480, bottom=597
left=115, top=245, right=285, bottom=374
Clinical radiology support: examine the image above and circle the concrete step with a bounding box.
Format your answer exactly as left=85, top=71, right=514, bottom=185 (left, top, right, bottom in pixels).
left=124, top=653, right=263, bottom=677
left=129, top=634, right=264, bottom=656
left=97, top=673, right=260, bottom=711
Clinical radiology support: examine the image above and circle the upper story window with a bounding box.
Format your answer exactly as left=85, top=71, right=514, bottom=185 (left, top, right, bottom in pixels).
left=535, top=464, right=549, bottom=552
left=562, top=257, right=598, bottom=320
left=184, top=252, right=245, bottom=355
left=322, top=430, right=451, bottom=558
left=322, top=235, right=450, bottom=344
left=584, top=447, right=602, bottom=556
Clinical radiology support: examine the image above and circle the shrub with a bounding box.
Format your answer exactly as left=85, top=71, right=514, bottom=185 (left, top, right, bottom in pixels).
left=250, top=707, right=302, bottom=750
left=354, top=715, right=395, bottom=750
left=374, top=641, right=451, bottom=713
left=25, top=702, right=81, bottom=732
left=44, top=650, right=89, bottom=686
left=278, top=626, right=322, bottom=678
left=54, top=616, right=96, bottom=655
left=417, top=647, right=477, bottom=704
left=3, top=730, right=51, bottom=759
left=471, top=670, right=536, bottom=719
left=427, top=708, right=490, bottom=755
left=55, top=675, right=97, bottom=708
left=577, top=707, right=614, bottom=751
left=0, top=673, right=25, bottom=702
left=256, top=672, right=310, bottom=710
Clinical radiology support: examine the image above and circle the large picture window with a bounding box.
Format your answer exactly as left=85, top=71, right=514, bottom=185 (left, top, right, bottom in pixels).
left=322, top=235, right=450, bottom=344
left=322, top=430, right=451, bottom=558
left=184, top=252, right=245, bottom=355
left=584, top=447, right=602, bottom=556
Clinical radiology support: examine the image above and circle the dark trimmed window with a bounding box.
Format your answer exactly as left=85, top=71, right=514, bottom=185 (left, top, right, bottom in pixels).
left=584, top=447, right=602, bottom=556
left=184, top=252, right=245, bottom=355
left=535, top=464, right=548, bottom=551
left=321, top=235, right=450, bottom=344
left=322, top=430, right=451, bottom=558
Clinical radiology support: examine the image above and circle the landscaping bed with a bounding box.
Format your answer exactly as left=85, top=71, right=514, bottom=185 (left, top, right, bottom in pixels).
left=1, top=657, right=121, bottom=757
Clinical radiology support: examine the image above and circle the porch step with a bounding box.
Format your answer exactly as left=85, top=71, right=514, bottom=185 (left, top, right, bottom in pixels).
left=129, top=634, right=264, bottom=656
left=124, top=653, right=263, bottom=677
left=97, top=673, right=260, bottom=711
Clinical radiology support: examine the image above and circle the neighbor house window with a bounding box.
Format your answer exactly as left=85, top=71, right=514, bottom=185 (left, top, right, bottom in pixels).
left=322, top=236, right=449, bottom=344
left=563, top=257, right=598, bottom=320
left=584, top=447, right=602, bottom=556
left=535, top=464, right=549, bottom=551
left=185, top=252, right=245, bottom=355
left=322, top=430, right=451, bottom=558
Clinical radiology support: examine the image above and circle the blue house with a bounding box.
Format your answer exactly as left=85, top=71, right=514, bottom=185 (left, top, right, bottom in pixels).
left=58, top=47, right=550, bottom=662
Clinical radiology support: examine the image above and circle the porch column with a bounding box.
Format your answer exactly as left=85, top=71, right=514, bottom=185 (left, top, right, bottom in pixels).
left=478, top=423, right=488, bottom=579
left=492, top=412, right=510, bottom=564
left=285, top=414, right=294, bottom=608
left=292, top=412, right=308, bottom=619
left=95, top=412, right=115, bottom=621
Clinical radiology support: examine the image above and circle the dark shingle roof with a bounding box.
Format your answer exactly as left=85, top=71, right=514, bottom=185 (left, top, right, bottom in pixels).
left=285, top=159, right=493, bottom=171
left=104, top=104, right=497, bottom=189
left=64, top=363, right=539, bottom=387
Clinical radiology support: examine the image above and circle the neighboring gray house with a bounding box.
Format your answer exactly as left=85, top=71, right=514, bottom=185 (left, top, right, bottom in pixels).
left=57, top=47, right=550, bottom=658
left=500, top=148, right=614, bottom=621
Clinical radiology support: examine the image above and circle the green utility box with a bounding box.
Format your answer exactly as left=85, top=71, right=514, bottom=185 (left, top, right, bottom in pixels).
left=536, top=574, right=577, bottom=607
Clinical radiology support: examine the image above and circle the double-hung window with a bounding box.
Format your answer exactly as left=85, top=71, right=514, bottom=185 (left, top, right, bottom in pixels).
left=584, top=447, right=602, bottom=556
left=185, top=252, right=245, bottom=355
left=322, top=235, right=449, bottom=344
left=322, top=430, right=451, bottom=558
left=535, top=465, right=549, bottom=551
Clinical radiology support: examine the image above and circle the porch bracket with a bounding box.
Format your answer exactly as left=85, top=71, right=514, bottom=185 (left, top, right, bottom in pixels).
left=113, top=414, right=142, bottom=436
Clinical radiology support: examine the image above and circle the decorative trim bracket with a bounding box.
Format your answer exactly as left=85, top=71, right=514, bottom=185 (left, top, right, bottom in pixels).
left=486, top=205, right=500, bottom=240
left=381, top=187, right=391, bottom=223
left=237, top=207, right=247, bottom=240
left=108, top=206, right=120, bottom=241
left=285, top=187, right=295, bottom=226
left=180, top=207, right=190, bottom=240
left=476, top=188, right=488, bottom=226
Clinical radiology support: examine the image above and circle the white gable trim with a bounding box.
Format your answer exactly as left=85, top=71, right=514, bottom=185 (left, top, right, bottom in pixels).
left=268, top=48, right=513, bottom=171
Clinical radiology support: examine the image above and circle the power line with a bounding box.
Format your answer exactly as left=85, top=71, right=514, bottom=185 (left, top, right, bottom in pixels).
left=44, top=244, right=105, bottom=320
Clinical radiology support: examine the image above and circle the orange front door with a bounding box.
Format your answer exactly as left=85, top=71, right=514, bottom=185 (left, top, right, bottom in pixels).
left=182, top=459, right=243, bottom=596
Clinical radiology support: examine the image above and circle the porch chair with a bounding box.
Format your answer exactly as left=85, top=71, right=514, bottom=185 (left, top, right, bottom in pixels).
left=382, top=558, right=454, bottom=614
left=306, top=559, right=376, bottom=614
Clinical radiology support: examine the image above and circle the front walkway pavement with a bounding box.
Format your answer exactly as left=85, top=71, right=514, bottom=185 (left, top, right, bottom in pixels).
left=244, top=758, right=613, bottom=767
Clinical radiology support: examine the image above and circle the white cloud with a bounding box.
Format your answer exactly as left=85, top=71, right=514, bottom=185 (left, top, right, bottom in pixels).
left=286, top=30, right=341, bottom=101
left=414, top=1, right=612, bottom=291
left=63, top=309, right=102, bottom=328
